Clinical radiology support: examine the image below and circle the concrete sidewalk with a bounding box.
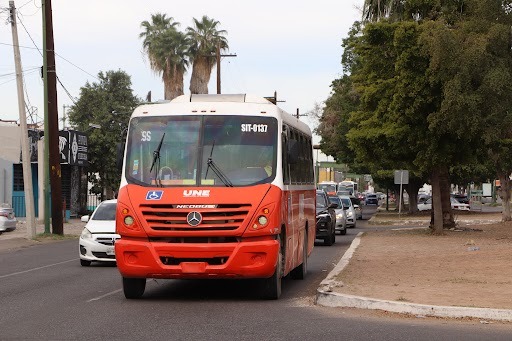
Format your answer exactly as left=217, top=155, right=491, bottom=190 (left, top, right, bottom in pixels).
left=0, top=219, right=84, bottom=252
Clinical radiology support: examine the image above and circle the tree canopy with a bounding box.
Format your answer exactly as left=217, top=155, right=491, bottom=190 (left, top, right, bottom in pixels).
left=319, top=0, right=512, bottom=231
left=67, top=70, right=140, bottom=198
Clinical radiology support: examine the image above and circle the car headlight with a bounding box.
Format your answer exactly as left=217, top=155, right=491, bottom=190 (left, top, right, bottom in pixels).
left=346, top=211, right=354, bottom=218
left=80, top=228, right=92, bottom=240
left=336, top=213, right=344, bottom=219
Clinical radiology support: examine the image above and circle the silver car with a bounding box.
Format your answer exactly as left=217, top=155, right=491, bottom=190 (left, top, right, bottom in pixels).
left=328, top=196, right=347, bottom=235
left=339, top=195, right=357, bottom=228
left=0, top=203, right=17, bottom=232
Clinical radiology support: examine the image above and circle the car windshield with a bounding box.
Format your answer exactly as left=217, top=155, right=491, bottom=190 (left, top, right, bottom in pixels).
left=328, top=196, right=343, bottom=209
left=125, top=115, right=277, bottom=187
left=316, top=193, right=328, bottom=208
left=92, top=202, right=117, bottom=221
left=340, top=197, right=351, bottom=208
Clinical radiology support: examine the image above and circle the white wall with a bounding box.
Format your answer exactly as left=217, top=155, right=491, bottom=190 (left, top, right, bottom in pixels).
left=0, top=124, right=21, bottom=163
left=0, top=157, right=13, bottom=205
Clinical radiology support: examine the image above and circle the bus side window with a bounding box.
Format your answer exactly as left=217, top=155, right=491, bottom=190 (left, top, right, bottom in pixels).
left=282, top=126, right=290, bottom=185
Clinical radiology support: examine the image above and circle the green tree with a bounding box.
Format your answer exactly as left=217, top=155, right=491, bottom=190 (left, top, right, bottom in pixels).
left=186, top=15, right=229, bottom=94
left=67, top=70, right=140, bottom=198
left=140, top=13, right=190, bottom=100
left=322, top=1, right=512, bottom=232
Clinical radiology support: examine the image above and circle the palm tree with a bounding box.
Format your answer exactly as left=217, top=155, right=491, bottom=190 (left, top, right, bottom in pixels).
left=362, top=0, right=405, bottom=22
left=186, top=16, right=228, bottom=94
left=140, top=14, right=189, bottom=100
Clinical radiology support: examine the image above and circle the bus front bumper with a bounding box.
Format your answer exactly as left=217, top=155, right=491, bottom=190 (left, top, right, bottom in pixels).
left=115, top=238, right=279, bottom=279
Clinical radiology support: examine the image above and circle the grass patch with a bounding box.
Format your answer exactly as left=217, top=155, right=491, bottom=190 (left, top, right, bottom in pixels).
left=34, top=233, right=79, bottom=241
left=396, top=297, right=410, bottom=302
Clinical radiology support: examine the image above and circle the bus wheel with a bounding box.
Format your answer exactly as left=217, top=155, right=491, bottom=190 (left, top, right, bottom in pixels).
left=122, top=277, right=146, bottom=299
left=290, top=232, right=308, bottom=280
left=261, top=244, right=282, bottom=299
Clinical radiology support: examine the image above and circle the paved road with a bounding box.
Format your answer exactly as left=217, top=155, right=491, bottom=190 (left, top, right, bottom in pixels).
left=1, top=206, right=511, bottom=340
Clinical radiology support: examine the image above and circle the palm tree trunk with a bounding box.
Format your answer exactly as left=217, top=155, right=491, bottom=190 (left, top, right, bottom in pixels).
left=190, top=57, right=214, bottom=94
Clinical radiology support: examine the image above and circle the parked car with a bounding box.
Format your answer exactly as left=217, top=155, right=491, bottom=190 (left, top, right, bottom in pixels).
left=79, top=199, right=120, bottom=266
left=328, top=196, right=347, bottom=235
left=316, top=190, right=336, bottom=245
left=365, top=193, right=379, bottom=205
left=417, top=197, right=470, bottom=211
left=417, top=194, right=431, bottom=204
left=0, top=203, right=17, bottom=232
left=338, top=195, right=357, bottom=228
left=452, top=194, right=469, bottom=205
left=349, top=196, right=363, bottom=220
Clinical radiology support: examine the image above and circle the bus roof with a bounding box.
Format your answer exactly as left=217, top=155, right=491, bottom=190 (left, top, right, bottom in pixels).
left=130, top=94, right=312, bottom=136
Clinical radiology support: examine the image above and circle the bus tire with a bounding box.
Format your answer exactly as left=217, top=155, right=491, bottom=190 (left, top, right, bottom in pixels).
left=123, top=277, right=146, bottom=299
left=290, top=231, right=308, bottom=280
left=261, top=243, right=282, bottom=300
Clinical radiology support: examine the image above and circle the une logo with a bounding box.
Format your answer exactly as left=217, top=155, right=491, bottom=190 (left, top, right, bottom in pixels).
left=183, top=190, right=210, bottom=197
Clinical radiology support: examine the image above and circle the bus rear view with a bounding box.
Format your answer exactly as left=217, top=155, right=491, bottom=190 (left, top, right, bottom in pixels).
left=115, top=94, right=315, bottom=299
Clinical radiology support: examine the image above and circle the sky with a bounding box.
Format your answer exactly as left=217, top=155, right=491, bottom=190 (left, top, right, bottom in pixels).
left=0, top=0, right=362, bottom=143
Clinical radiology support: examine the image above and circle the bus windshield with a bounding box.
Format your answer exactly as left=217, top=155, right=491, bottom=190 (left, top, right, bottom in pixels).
left=125, top=115, right=278, bottom=187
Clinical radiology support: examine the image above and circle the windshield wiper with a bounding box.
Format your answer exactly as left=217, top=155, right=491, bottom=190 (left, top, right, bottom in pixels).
left=204, top=141, right=233, bottom=187
left=150, top=133, right=165, bottom=187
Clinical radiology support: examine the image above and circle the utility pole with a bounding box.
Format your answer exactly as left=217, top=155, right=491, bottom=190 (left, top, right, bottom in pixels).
left=216, top=42, right=237, bottom=94
left=9, top=1, right=36, bottom=238
left=42, top=0, right=63, bottom=234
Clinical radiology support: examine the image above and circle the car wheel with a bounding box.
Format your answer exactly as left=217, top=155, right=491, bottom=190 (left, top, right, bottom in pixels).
left=290, top=231, right=308, bottom=280
left=122, top=277, right=146, bottom=299
left=261, top=240, right=282, bottom=299
left=80, top=259, right=91, bottom=266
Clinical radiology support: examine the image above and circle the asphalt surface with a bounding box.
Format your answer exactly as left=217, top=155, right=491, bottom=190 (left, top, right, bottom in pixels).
left=1, top=206, right=511, bottom=340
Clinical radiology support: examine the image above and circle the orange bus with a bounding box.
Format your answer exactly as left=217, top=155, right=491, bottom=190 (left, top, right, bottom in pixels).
left=115, top=94, right=316, bottom=299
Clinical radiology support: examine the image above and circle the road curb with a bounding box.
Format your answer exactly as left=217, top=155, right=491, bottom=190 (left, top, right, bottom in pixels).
left=315, top=232, right=512, bottom=322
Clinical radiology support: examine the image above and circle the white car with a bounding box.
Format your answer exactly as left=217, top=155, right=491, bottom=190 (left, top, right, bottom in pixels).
left=328, top=195, right=347, bottom=235
left=0, top=203, right=17, bottom=232
left=417, top=197, right=470, bottom=211
left=79, top=199, right=119, bottom=266
left=338, top=195, right=357, bottom=228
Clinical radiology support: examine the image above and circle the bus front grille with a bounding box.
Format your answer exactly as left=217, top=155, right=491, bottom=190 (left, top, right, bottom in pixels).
left=140, top=203, right=251, bottom=232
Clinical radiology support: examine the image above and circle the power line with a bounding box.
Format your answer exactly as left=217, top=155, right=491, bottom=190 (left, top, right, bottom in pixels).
left=0, top=66, right=40, bottom=78
left=56, top=75, right=77, bottom=105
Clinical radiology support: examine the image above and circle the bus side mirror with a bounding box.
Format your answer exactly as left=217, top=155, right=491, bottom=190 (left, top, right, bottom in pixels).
left=287, top=139, right=299, bottom=164
left=116, top=141, right=125, bottom=172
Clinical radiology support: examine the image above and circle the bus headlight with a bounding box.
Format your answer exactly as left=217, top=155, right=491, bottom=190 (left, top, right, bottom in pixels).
left=124, top=216, right=134, bottom=226
left=258, top=216, right=268, bottom=226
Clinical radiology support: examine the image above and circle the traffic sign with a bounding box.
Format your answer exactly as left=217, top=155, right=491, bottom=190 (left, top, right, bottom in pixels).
left=394, top=170, right=409, bottom=185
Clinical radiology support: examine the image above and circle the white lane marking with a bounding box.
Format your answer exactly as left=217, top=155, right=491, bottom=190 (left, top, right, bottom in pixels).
left=87, top=289, right=123, bottom=302
left=87, top=279, right=153, bottom=302
left=0, top=259, right=76, bottom=279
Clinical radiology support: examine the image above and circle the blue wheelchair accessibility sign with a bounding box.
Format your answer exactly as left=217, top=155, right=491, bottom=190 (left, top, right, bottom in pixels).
left=146, top=190, right=163, bottom=200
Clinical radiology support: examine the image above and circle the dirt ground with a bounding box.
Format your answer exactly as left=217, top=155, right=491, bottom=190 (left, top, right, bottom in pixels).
left=335, top=212, right=512, bottom=310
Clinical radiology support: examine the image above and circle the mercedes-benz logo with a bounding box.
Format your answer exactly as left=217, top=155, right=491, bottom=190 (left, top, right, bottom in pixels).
left=186, top=211, right=202, bottom=226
